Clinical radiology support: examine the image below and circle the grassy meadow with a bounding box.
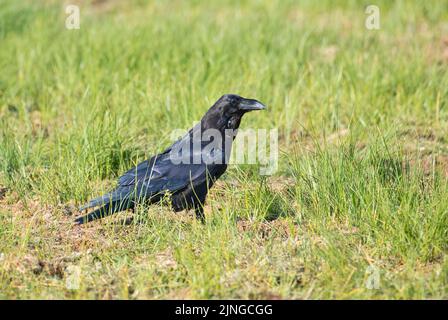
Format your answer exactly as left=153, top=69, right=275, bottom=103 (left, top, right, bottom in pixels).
left=0, top=0, right=447, bottom=299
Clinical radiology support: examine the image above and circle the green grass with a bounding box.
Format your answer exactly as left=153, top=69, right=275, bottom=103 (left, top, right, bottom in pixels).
left=0, top=0, right=447, bottom=299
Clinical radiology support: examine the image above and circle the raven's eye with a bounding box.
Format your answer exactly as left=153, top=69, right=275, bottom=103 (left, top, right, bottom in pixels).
left=228, top=97, right=237, bottom=106
left=227, top=119, right=233, bottom=128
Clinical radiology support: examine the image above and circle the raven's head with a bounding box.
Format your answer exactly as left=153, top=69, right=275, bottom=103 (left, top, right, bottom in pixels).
left=202, top=94, right=266, bottom=132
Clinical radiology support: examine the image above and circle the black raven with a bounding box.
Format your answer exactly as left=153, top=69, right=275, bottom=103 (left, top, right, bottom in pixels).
left=75, top=94, right=265, bottom=224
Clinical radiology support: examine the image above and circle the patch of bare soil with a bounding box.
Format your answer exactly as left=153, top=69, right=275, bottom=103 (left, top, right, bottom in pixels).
left=408, top=154, right=448, bottom=178
left=266, top=176, right=295, bottom=193
left=0, top=193, right=116, bottom=270
left=248, top=291, right=283, bottom=300
left=154, top=249, right=177, bottom=269
left=426, top=36, right=448, bottom=65
left=237, top=219, right=293, bottom=240
left=396, top=124, right=448, bottom=177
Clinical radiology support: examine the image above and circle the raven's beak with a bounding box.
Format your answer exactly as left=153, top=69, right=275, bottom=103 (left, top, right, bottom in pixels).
left=238, top=98, right=266, bottom=112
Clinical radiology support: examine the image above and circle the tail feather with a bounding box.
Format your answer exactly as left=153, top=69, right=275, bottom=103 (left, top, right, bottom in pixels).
left=75, top=203, right=113, bottom=225
left=75, top=198, right=133, bottom=225
left=78, top=192, right=116, bottom=211
left=76, top=184, right=153, bottom=224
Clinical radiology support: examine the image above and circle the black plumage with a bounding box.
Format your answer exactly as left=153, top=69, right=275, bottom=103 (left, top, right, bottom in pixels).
left=75, top=94, right=265, bottom=224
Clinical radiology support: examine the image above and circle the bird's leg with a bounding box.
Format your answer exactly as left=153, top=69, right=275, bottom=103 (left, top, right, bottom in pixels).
left=130, top=200, right=138, bottom=214
left=195, top=205, right=205, bottom=224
